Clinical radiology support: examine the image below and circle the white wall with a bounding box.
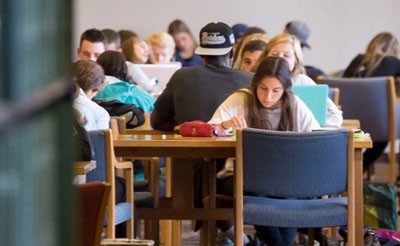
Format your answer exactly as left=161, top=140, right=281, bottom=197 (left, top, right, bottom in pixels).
left=73, top=0, right=400, bottom=74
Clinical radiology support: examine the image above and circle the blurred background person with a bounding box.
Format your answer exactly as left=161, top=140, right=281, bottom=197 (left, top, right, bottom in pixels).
left=343, top=32, right=400, bottom=174
left=121, top=36, right=155, bottom=92
left=72, top=60, right=110, bottom=131
left=284, top=20, right=326, bottom=81
left=76, top=28, right=106, bottom=61
left=232, top=26, right=267, bottom=66
left=121, top=36, right=150, bottom=64
left=147, top=32, right=175, bottom=64
left=95, top=50, right=155, bottom=112
left=168, top=19, right=203, bottom=67
left=102, top=28, right=122, bottom=52
left=233, top=33, right=269, bottom=71
left=231, top=23, right=249, bottom=53
left=118, top=29, right=138, bottom=44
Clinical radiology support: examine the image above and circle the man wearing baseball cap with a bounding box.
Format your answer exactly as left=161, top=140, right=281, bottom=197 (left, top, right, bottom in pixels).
left=151, top=22, right=252, bottom=245
left=151, top=21, right=252, bottom=130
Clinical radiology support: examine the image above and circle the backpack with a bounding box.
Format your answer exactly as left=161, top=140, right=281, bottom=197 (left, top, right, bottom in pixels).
left=94, top=99, right=145, bottom=128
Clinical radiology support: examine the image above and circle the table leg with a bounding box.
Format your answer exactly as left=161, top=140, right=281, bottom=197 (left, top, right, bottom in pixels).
left=354, top=149, right=364, bottom=245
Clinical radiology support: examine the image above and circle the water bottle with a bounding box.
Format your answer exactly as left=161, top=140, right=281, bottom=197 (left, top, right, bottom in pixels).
left=151, top=78, right=162, bottom=97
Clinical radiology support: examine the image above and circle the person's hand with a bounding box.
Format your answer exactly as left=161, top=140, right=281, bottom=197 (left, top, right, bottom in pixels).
left=221, top=116, right=247, bottom=130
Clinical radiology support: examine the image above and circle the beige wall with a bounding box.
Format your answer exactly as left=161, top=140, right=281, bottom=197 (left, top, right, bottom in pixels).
left=74, top=0, right=400, bottom=74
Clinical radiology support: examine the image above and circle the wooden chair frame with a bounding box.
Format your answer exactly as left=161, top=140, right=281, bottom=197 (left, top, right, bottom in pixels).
left=105, top=129, right=135, bottom=239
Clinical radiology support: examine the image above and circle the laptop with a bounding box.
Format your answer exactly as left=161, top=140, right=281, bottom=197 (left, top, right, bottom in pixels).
left=136, top=63, right=182, bottom=93
left=292, top=84, right=328, bottom=126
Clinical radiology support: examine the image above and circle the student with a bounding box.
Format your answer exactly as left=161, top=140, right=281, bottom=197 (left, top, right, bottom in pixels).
left=151, top=21, right=253, bottom=130
left=95, top=50, right=156, bottom=112
left=72, top=60, right=110, bottom=131
left=343, top=32, right=400, bottom=172
left=72, top=84, right=94, bottom=161
left=167, top=19, right=203, bottom=67
left=232, top=26, right=267, bottom=66
left=231, top=23, right=249, bottom=52
left=150, top=22, right=253, bottom=244
left=76, top=28, right=106, bottom=61
left=118, top=29, right=138, bottom=44
left=209, top=56, right=319, bottom=246
left=121, top=36, right=150, bottom=64
left=284, top=21, right=326, bottom=81
left=120, top=36, right=155, bottom=92
left=254, top=33, right=343, bottom=127
left=147, top=32, right=176, bottom=64
left=101, top=28, right=122, bottom=52
left=232, top=33, right=269, bottom=71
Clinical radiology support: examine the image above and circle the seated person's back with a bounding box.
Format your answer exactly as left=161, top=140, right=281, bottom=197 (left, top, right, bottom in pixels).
left=72, top=60, right=110, bottom=131
left=151, top=22, right=253, bottom=131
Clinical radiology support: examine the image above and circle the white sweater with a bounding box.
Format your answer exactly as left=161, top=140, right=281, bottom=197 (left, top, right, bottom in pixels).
left=208, top=89, right=320, bottom=179
left=292, top=74, right=343, bottom=127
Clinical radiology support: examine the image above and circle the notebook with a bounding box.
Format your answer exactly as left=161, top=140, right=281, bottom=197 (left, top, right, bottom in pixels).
left=136, top=63, right=182, bottom=92
left=292, top=84, right=328, bottom=126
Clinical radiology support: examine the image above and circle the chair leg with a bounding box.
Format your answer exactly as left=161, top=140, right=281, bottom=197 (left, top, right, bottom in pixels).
left=307, top=228, right=315, bottom=246
left=367, top=164, right=374, bottom=181
left=172, top=220, right=181, bottom=245
left=327, top=227, right=338, bottom=240
left=144, top=219, right=159, bottom=245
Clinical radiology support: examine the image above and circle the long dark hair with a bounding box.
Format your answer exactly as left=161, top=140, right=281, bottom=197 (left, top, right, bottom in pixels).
left=96, top=50, right=133, bottom=83
left=245, top=56, right=295, bottom=130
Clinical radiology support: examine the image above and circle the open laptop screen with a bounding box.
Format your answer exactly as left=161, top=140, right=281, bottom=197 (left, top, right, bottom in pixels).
left=292, top=84, right=328, bottom=126
left=136, top=63, right=182, bottom=93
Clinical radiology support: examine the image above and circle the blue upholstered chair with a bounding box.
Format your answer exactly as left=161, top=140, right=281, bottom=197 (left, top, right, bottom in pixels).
left=318, top=76, right=399, bottom=184
left=234, top=128, right=356, bottom=245
left=109, top=120, right=161, bottom=244
left=86, top=129, right=136, bottom=239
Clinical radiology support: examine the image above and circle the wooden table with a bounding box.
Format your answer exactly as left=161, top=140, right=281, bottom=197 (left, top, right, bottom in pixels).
left=114, top=133, right=372, bottom=245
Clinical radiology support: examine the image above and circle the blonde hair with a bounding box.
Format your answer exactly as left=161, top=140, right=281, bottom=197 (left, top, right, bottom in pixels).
left=233, top=33, right=269, bottom=69
left=252, top=33, right=305, bottom=76
left=147, top=32, right=175, bottom=50
left=361, top=32, right=400, bottom=76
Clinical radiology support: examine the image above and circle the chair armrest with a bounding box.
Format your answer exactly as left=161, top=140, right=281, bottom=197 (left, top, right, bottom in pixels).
left=115, top=161, right=133, bottom=170
left=74, top=160, right=97, bottom=175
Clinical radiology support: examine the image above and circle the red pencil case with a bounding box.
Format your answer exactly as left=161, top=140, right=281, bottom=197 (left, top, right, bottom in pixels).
left=179, top=120, right=222, bottom=137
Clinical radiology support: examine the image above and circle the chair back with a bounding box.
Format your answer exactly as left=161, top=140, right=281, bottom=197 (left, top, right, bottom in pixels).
left=75, top=181, right=110, bottom=246
left=86, top=129, right=133, bottom=238
left=292, top=84, right=328, bottom=126
left=238, top=128, right=349, bottom=198
left=86, top=130, right=109, bottom=182
left=318, top=76, right=398, bottom=141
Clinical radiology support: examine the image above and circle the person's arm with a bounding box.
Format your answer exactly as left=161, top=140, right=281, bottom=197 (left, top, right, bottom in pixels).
left=208, top=92, right=248, bottom=131
left=126, top=62, right=155, bottom=92
left=218, top=116, right=247, bottom=131
left=326, top=98, right=343, bottom=127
